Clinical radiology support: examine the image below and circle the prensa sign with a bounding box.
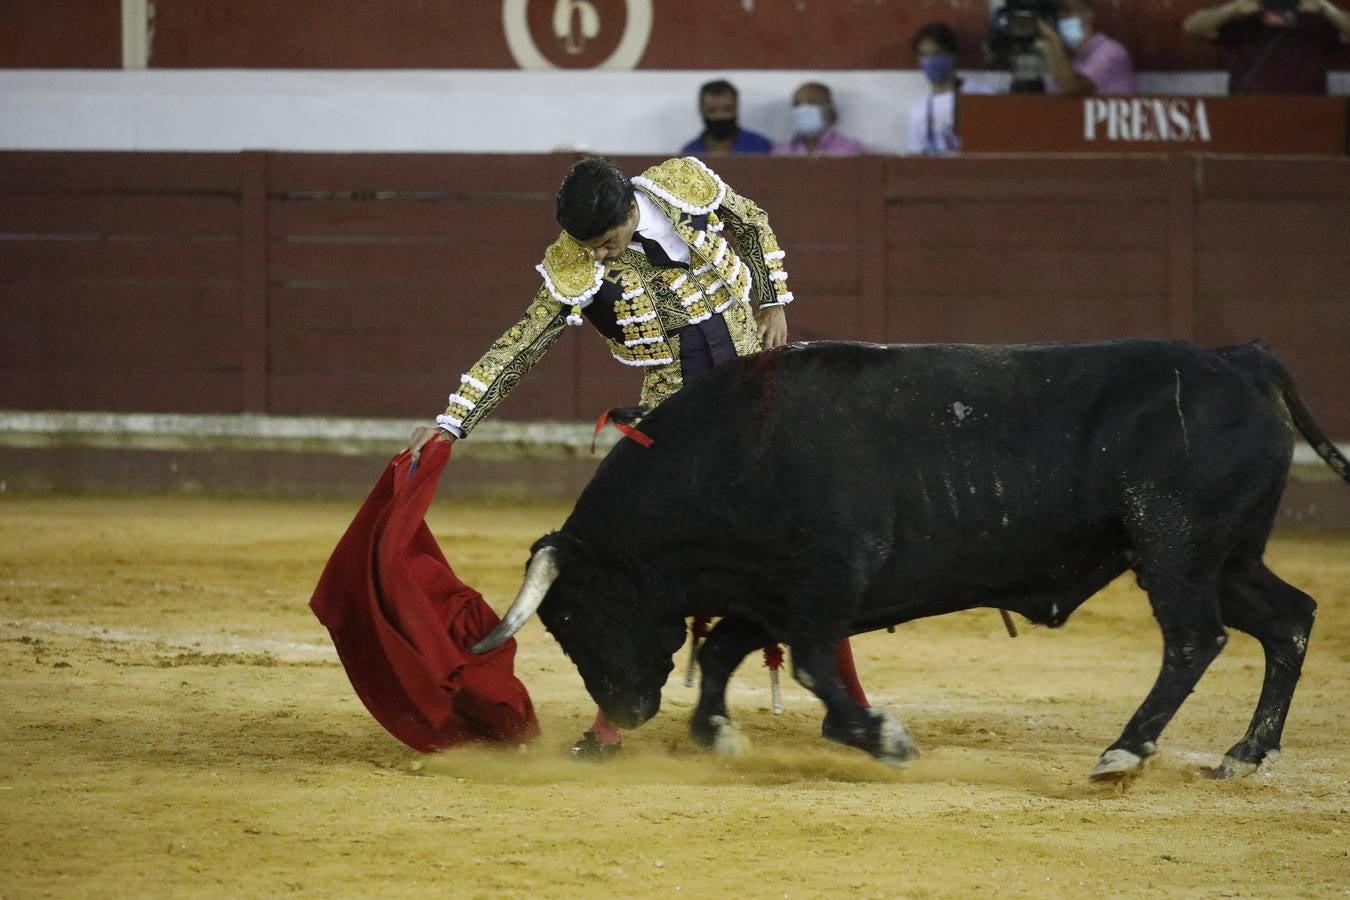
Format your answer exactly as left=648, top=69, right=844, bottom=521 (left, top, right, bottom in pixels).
left=1084, top=98, right=1212, bottom=144
left=962, top=96, right=1348, bottom=155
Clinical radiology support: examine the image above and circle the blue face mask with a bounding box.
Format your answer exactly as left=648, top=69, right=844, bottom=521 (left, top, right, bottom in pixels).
left=919, top=54, right=956, bottom=87
left=1057, top=16, right=1086, bottom=50
left=791, top=103, right=827, bottom=137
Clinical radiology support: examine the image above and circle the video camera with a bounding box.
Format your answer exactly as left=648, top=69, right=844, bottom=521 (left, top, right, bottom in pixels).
left=985, top=0, right=1062, bottom=94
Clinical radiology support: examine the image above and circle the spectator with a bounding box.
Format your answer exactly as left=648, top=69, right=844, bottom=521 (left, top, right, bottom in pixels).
left=773, top=82, right=866, bottom=156
left=1183, top=0, right=1350, bottom=95
left=680, top=80, right=772, bottom=155
left=1037, top=0, right=1136, bottom=96
left=907, top=22, right=983, bottom=156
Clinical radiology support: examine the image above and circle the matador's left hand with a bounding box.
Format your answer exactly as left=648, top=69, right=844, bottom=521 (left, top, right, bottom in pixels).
left=756, top=305, right=788, bottom=349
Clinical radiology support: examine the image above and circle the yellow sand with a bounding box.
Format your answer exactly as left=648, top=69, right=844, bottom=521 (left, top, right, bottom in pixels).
left=2, top=496, right=1347, bottom=898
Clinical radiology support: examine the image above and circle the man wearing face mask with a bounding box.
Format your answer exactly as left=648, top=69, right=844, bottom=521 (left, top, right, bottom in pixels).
left=1037, top=0, right=1136, bottom=97
left=772, top=82, right=866, bottom=157
left=680, top=79, right=773, bottom=156
left=1183, top=0, right=1350, bottom=95
left=907, top=22, right=991, bottom=156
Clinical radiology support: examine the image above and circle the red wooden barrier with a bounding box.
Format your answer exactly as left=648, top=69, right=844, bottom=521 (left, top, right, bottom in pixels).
left=1, top=151, right=1347, bottom=437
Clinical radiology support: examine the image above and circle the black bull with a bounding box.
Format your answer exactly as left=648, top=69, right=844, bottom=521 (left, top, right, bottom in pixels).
left=474, top=340, right=1348, bottom=780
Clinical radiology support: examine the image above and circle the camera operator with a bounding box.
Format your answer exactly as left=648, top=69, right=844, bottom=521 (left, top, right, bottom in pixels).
left=1183, top=1, right=1350, bottom=95
left=1037, top=0, right=1136, bottom=96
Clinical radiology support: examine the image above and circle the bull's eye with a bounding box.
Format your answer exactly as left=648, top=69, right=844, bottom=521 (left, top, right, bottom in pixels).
left=558, top=613, right=571, bottom=627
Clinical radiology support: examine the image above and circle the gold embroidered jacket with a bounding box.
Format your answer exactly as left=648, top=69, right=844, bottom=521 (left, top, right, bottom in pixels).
left=439, top=157, right=795, bottom=437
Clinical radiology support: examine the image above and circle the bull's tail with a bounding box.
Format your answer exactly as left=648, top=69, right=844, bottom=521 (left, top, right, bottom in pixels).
left=1218, top=341, right=1350, bottom=485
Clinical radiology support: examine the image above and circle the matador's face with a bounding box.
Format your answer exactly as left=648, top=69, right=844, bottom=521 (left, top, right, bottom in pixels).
left=577, top=200, right=640, bottom=264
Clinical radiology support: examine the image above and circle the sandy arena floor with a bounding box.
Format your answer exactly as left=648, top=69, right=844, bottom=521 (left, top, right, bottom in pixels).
left=1, top=494, right=1347, bottom=898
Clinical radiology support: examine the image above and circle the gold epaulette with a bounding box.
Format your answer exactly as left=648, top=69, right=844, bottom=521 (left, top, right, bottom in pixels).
left=536, top=232, right=605, bottom=308
left=632, top=157, right=727, bottom=216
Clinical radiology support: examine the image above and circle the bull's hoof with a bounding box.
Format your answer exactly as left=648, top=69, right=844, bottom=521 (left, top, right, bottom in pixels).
left=1216, top=748, right=1278, bottom=780
left=1088, top=748, right=1144, bottom=781
left=871, top=710, right=920, bottom=768
left=570, top=731, right=622, bottom=761
left=708, top=715, right=750, bottom=756
left=823, top=708, right=920, bottom=767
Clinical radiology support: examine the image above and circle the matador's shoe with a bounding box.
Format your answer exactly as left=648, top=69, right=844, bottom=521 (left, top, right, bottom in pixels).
left=570, top=731, right=623, bottom=761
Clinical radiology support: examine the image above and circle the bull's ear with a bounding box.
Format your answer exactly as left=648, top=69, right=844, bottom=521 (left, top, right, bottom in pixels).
left=471, top=546, right=561, bottom=654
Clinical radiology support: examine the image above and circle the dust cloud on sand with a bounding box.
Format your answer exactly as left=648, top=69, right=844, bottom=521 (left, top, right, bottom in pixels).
left=2, top=497, right=1348, bottom=897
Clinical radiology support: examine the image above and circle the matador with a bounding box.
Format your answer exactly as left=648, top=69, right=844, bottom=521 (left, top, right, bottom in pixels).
left=410, top=156, right=869, bottom=757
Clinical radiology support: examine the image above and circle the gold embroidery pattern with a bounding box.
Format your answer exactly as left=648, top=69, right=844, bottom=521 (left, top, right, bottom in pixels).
left=538, top=233, right=605, bottom=320
left=442, top=158, right=789, bottom=435
left=720, top=186, right=794, bottom=308
left=440, top=288, right=567, bottom=435
left=631, top=157, right=725, bottom=215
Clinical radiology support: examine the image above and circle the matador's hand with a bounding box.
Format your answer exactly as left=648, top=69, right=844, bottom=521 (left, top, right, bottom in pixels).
left=756, top=305, right=788, bottom=349
left=409, top=425, right=453, bottom=460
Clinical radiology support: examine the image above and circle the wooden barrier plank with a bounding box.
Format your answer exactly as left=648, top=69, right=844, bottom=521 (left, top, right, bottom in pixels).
left=758, top=198, right=862, bottom=246
left=887, top=199, right=1169, bottom=250
left=0, top=152, right=244, bottom=193
left=1193, top=293, right=1348, bottom=436
left=0, top=372, right=243, bottom=413
left=267, top=240, right=542, bottom=290
left=777, top=293, right=866, bottom=342
left=888, top=294, right=1173, bottom=345
left=0, top=239, right=239, bottom=282
left=269, top=285, right=472, bottom=331
left=1197, top=251, right=1350, bottom=302
left=1, top=282, right=238, bottom=326
left=0, top=0, right=120, bottom=68
left=886, top=157, right=1172, bottom=201
left=1165, top=155, right=1197, bottom=341
left=0, top=194, right=240, bottom=235
left=268, top=197, right=551, bottom=243
left=777, top=247, right=861, bottom=294
left=267, top=348, right=579, bottom=420
left=1197, top=158, right=1350, bottom=200
left=885, top=248, right=1168, bottom=299
left=239, top=151, right=269, bottom=412
left=1196, top=199, right=1350, bottom=250
left=268, top=153, right=571, bottom=195
left=2, top=316, right=241, bottom=371
left=708, top=157, right=883, bottom=199
left=268, top=326, right=500, bottom=376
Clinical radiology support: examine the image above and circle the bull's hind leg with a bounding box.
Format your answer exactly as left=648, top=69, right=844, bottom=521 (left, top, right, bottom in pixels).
left=689, top=617, right=767, bottom=754
left=1215, top=562, right=1316, bottom=778
left=1092, top=569, right=1228, bottom=781
left=792, top=640, right=919, bottom=767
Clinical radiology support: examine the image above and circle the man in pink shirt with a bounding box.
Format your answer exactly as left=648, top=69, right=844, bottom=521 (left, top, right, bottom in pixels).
left=1039, top=0, right=1136, bottom=96
left=772, top=82, right=867, bottom=157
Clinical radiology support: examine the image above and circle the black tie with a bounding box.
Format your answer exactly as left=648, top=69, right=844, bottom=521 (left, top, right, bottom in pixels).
left=634, top=232, right=687, bottom=270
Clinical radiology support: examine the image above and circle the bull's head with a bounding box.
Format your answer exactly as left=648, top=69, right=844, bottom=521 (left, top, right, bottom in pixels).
left=471, top=534, right=687, bottom=729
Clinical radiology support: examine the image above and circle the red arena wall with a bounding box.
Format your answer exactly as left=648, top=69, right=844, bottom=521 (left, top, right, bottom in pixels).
left=4, top=0, right=1332, bottom=72
left=2, top=151, right=1347, bottom=438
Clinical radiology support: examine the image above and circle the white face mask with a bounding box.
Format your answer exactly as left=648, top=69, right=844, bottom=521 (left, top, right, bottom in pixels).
left=791, top=103, right=827, bottom=137
left=1057, top=16, right=1086, bottom=50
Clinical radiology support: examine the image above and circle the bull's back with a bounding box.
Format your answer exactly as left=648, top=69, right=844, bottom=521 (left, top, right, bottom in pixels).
left=571, top=340, right=1290, bottom=592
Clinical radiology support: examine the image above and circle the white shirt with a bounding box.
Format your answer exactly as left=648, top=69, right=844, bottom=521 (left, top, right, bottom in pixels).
left=629, top=189, right=691, bottom=264
left=905, top=82, right=994, bottom=156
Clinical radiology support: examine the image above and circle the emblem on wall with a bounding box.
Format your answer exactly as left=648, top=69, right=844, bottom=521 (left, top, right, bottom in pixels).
left=502, top=0, right=653, bottom=69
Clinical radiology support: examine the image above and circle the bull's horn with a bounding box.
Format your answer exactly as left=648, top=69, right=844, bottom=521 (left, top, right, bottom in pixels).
left=470, top=546, right=560, bottom=654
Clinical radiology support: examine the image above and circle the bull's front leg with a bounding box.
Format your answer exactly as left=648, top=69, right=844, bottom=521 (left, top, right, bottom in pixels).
left=689, top=617, right=767, bottom=754
left=792, top=640, right=920, bottom=767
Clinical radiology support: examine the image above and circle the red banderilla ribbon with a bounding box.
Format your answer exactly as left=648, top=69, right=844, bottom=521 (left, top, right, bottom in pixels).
left=591, top=409, right=655, bottom=454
